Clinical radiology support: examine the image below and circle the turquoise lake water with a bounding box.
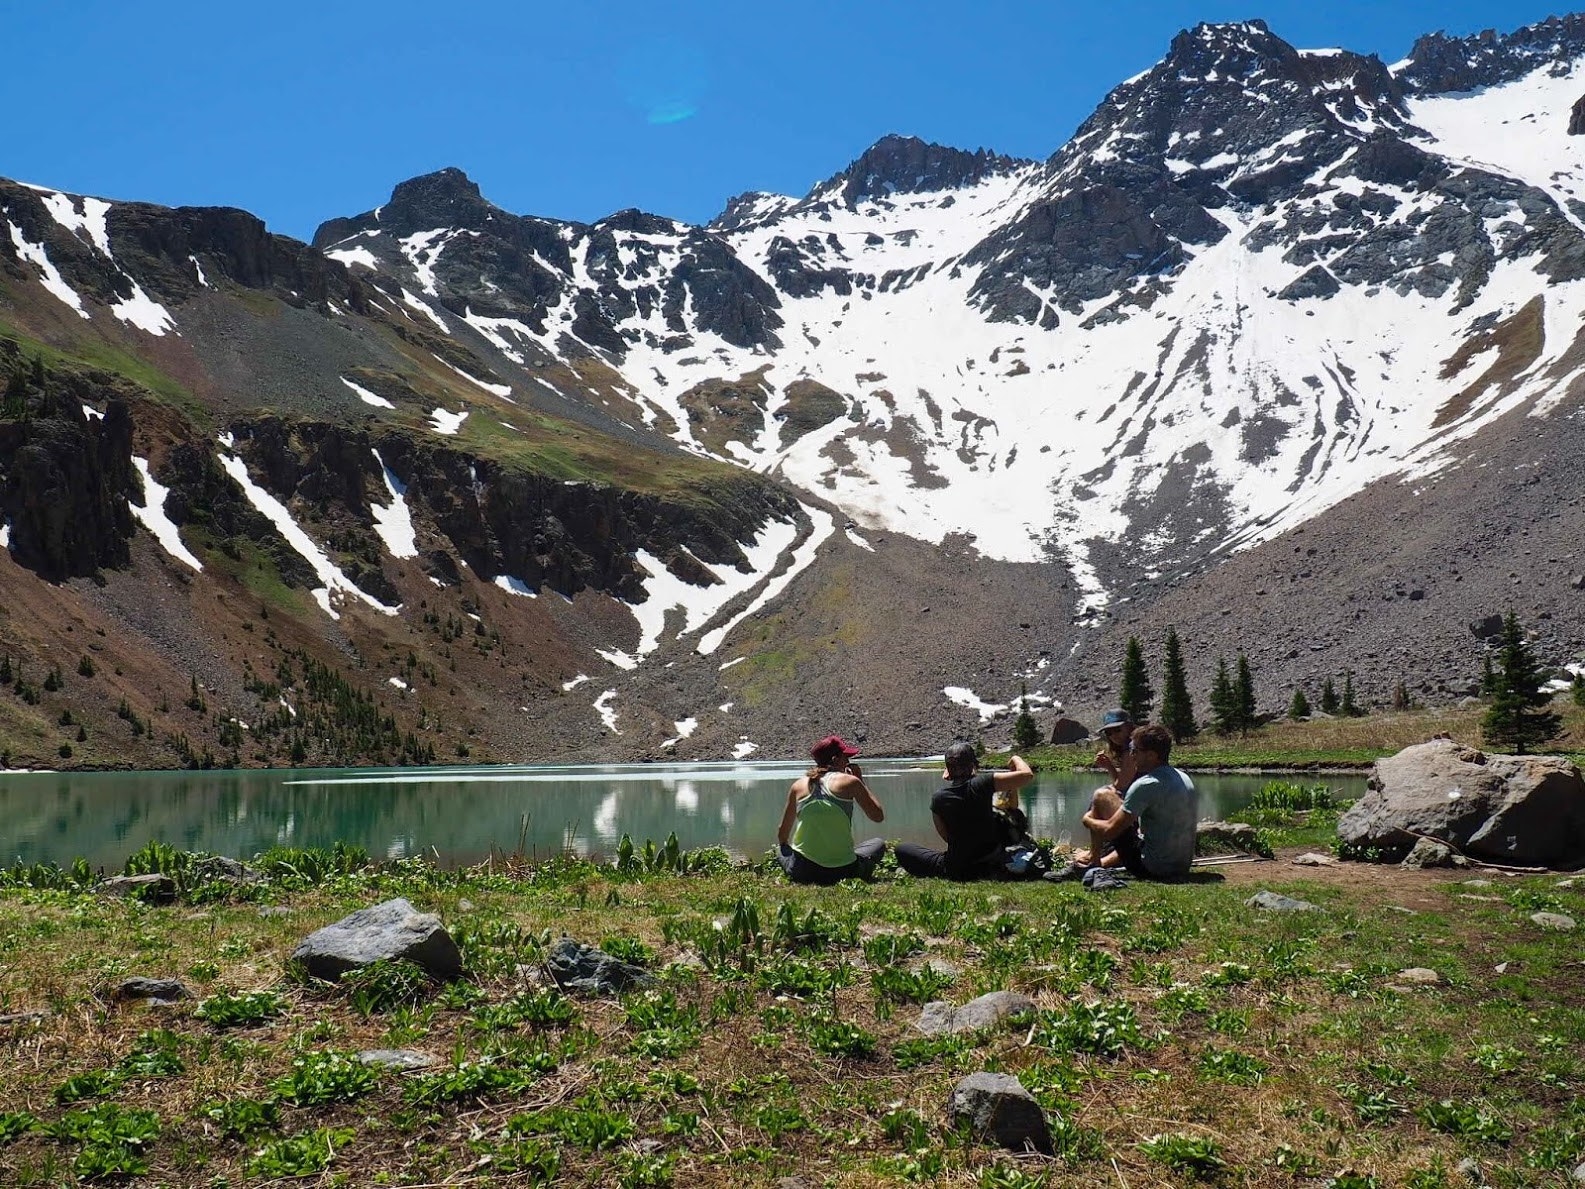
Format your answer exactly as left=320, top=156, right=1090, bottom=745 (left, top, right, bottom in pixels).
left=0, top=761, right=1366, bottom=869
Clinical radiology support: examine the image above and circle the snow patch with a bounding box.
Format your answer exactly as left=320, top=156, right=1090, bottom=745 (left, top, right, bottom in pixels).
left=699, top=506, right=836, bottom=655
left=219, top=449, right=399, bottom=619
left=342, top=377, right=394, bottom=409
left=389, top=677, right=409, bottom=690
left=562, top=674, right=590, bottom=691
left=494, top=575, right=537, bottom=597
left=7, top=222, right=89, bottom=317
left=131, top=457, right=203, bottom=571
left=190, top=256, right=209, bottom=287
left=38, top=192, right=112, bottom=256
left=111, top=281, right=176, bottom=336
left=369, top=449, right=418, bottom=559
left=732, top=739, right=759, bottom=759
left=435, top=355, right=513, bottom=398
left=594, top=689, right=621, bottom=733
left=943, top=686, right=1008, bottom=724
left=326, top=246, right=381, bottom=270
left=429, top=408, right=468, bottom=436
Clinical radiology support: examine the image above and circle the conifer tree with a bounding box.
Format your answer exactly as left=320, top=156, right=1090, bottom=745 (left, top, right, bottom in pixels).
left=1159, top=627, right=1197, bottom=740
left=1574, top=672, right=1585, bottom=709
left=1235, top=654, right=1257, bottom=731
left=1481, top=655, right=1497, bottom=697
left=1210, top=658, right=1237, bottom=736
left=1119, top=637, right=1154, bottom=725
left=1340, top=671, right=1361, bottom=718
left=1393, top=681, right=1412, bottom=711
left=1012, top=682, right=1041, bottom=751
left=1482, top=611, right=1561, bottom=754
left=1289, top=687, right=1310, bottom=720
left=1320, top=677, right=1339, bottom=715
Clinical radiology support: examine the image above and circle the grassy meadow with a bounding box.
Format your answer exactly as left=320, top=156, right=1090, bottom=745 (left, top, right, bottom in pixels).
left=0, top=809, right=1581, bottom=1188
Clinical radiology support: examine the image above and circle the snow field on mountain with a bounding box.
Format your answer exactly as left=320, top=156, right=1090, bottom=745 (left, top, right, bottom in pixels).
left=7, top=222, right=89, bottom=317
left=369, top=449, right=418, bottom=559
left=130, top=458, right=203, bottom=572
left=428, top=408, right=468, bottom=435
left=597, top=515, right=803, bottom=669
left=698, top=506, right=835, bottom=655
left=1409, top=59, right=1585, bottom=234
left=110, top=281, right=175, bottom=336
left=34, top=190, right=112, bottom=256
left=342, top=377, right=394, bottom=409
left=218, top=444, right=399, bottom=620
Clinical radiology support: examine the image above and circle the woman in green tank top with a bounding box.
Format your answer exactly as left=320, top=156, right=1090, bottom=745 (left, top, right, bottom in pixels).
left=776, top=735, right=887, bottom=885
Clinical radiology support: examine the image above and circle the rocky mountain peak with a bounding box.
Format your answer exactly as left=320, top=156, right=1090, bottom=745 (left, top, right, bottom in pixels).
left=380, top=167, right=494, bottom=230
left=312, top=167, right=495, bottom=247
left=1399, top=13, right=1585, bottom=95
left=822, top=133, right=1030, bottom=206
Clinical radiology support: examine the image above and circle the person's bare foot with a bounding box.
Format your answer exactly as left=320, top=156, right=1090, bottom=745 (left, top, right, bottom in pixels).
left=1072, top=847, right=1093, bottom=866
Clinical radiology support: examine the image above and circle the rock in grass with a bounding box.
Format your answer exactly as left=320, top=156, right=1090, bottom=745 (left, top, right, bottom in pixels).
left=546, top=939, right=652, bottom=995
left=291, top=898, right=462, bottom=981
left=1394, top=968, right=1442, bottom=985
left=948, top=1072, right=1053, bottom=1154
left=1246, top=891, right=1319, bottom=912
left=357, top=1049, right=439, bottom=1071
left=1530, top=911, right=1576, bottom=931
left=1196, top=821, right=1264, bottom=853
left=94, top=874, right=175, bottom=903
left=110, top=977, right=192, bottom=1004
left=1339, top=739, right=1585, bottom=866
left=916, top=991, right=1035, bottom=1036
left=916, top=1001, right=958, bottom=1035
left=1401, top=838, right=1466, bottom=869
left=1292, top=852, right=1338, bottom=867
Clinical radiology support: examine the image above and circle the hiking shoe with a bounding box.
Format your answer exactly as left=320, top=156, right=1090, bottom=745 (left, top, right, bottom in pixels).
left=1042, top=861, right=1087, bottom=883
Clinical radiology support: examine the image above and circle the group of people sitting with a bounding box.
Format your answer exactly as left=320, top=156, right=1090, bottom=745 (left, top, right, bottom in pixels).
left=775, top=712, right=1198, bottom=886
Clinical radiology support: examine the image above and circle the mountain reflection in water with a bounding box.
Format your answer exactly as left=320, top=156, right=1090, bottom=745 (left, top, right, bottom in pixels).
left=0, top=761, right=1366, bottom=870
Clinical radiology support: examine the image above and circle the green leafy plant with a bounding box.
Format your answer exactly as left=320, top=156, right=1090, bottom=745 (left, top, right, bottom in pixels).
left=600, top=935, right=656, bottom=966
left=1419, top=1099, right=1512, bottom=1143
left=202, top=1096, right=280, bottom=1139
left=1035, top=1001, right=1143, bottom=1057
left=270, top=1050, right=379, bottom=1107
left=980, top=1163, right=1049, bottom=1188
left=245, top=1127, right=354, bottom=1178
left=1198, top=1047, right=1267, bottom=1085
left=341, top=958, right=431, bottom=1016
left=404, top=1057, right=547, bottom=1106
left=804, top=1013, right=877, bottom=1058
left=1140, top=1132, right=1226, bottom=1178
left=195, top=988, right=285, bottom=1028
left=862, top=932, right=926, bottom=965
left=1339, top=1082, right=1403, bottom=1124
left=871, top=964, right=954, bottom=1003
left=0, top=1111, right=38, bottom=1143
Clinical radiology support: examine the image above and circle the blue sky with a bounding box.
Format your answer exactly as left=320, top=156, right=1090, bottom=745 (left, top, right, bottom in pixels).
left=3, top=0, right=1564, bottom=241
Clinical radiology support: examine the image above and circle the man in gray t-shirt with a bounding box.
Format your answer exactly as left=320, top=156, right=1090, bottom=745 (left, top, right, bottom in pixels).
left=1088, top=723, right=1198, bottom=880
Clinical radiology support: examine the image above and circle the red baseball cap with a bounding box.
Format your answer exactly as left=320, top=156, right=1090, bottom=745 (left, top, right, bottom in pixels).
left=810, top=735, right=860, bottom=765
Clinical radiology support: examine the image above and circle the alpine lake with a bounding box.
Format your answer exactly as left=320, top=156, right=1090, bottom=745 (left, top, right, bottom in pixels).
left=0, top=760, right=1368, bottom=870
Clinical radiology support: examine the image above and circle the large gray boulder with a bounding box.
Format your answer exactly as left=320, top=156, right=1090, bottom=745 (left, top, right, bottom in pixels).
left=290, top=898, right=462, bottom=981
left=948, top=1072, right=1053, bottom=1154
left=1338, top=740, right=1585, bottom=866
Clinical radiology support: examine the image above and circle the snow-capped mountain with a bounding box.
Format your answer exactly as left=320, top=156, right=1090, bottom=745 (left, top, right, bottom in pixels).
left=312, top=15, right=1585, bottom=623
left=5, top=12, right=1585, bottom=766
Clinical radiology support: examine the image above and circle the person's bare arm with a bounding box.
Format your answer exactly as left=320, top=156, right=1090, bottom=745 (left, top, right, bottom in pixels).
left=1095, top=750, right=1118, bottom=780
left=834, top=766, right=885, bottom=823
left=1092, top=805, right=1137, bottom=846
left=991, top=755, right=1035, bottom=793
left=776, top=782, right=802, bottom=847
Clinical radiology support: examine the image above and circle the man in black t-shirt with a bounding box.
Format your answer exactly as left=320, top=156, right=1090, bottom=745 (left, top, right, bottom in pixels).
left=895, top=742, right=1034, bottom=879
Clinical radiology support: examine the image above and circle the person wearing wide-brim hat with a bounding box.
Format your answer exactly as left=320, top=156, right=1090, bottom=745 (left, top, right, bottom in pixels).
left=775, top=735, right=886, bottom=885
